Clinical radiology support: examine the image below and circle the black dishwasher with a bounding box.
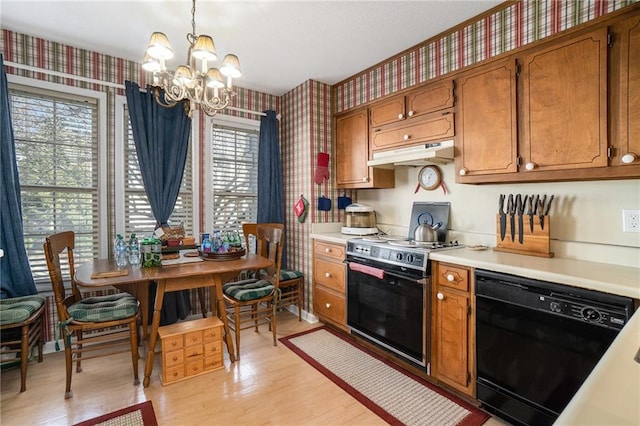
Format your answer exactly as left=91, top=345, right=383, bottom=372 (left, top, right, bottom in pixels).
left=475, top=269, right=634, bottom=426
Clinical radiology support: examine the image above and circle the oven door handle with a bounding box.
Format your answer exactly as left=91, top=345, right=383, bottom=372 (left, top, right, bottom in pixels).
left=347, top=261, right=421, bottom=283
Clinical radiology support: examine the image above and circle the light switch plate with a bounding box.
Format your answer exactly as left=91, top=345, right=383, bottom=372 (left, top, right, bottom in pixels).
left=622, top=209, right=640, bottom=232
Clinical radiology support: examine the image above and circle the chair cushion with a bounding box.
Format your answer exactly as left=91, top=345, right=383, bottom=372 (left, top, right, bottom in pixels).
left=68, top=293, right=138, bottom=322
left=279, top=269, right=303, bottom=281
left=223, top=279, right=275, bottom=301
left=0, top=295, right=45, bottom=325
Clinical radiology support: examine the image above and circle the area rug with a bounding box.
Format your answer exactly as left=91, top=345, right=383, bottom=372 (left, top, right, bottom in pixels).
left=280, top=327, right=489, bottom=426
left=74, top=400, right=158, bottom=426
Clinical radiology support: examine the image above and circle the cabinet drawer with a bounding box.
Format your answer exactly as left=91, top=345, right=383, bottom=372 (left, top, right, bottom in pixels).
left=163, top=349, right=184, bottom=368
left=314, top=258, right=345, bottom=292
left=204, top=341, right=221, bottom=358
left=202, top=326, right=221, bottom=342
left=371, top=113, right=454, bottom=152
left=186, top=359, right=204, bottom=377
left=314, top=287, right=346, bottom=325
left=163, top=335, right=183, bottom=352
left=164, top=364, right=185, bottom=384
left=204, top=356, right=223, bottom=371
left=184, top=330, right=203, bottom=347
left=313, top=241, right=345, bottom=261
left=437, top=264, right=469, bottom=292
left=184, top=345, right=204, bottom=360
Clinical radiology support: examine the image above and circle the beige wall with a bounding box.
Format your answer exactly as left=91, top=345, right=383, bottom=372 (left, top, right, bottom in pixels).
left=356, top=163, right=640, bottom=267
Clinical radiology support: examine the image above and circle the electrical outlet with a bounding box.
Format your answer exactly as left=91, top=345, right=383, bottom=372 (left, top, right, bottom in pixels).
left=623, top=209, right=640, bottom=232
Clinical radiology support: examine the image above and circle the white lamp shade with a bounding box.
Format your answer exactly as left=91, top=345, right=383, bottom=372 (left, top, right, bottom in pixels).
left=146, top=32, right=174, bottom=60
left=206, top=68, right=226, bottom=88
left=173, top=65, right=193, bottom=85
left=142, top=54, right=162, bottom=72
left=220, top=54, right=241, bottom=78
left=192, top=35, right=217, bottom=61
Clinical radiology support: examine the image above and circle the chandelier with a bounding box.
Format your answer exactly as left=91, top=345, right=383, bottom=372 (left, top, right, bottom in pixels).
left=142, top=0, right=241, bottom=116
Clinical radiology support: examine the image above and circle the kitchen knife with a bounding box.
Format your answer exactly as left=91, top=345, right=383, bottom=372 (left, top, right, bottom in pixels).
left=538, top=195, right=546, bottom=230
left=498, top=194, right=507, bottom=241
left=517, top=195, right=528, bottom=244
left=507, top=194, right=516, bottom=242
left=541, top=195, right=554, bottom=230
left=527, top=195, right=536, bottom=233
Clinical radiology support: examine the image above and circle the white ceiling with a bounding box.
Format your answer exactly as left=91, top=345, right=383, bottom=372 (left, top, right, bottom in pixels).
left=1, top=0, right=503, bottom=96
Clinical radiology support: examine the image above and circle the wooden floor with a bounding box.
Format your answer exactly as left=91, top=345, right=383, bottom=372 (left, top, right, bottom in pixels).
left=1, top=311, right=504, bottom=425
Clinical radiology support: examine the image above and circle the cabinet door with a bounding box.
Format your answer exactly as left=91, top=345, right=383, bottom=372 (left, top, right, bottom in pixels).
left=611, top=14, right=640, bottom=168
left=335, top=109, right=394, bottom=189
left=406, top=80, right=454, bottom=118
left=336, top=109, right=370, bottom=186
left=433, top=286, right=471, bottom=394
left=455, top=59, right=518, bottom=179
left=369, top=95, right=405, bottom=128
left=521, top=28, right=608, bottom=172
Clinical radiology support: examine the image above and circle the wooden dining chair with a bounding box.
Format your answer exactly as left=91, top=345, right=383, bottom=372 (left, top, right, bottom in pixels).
left=242, top=223, right=304, bottom=321
left=43, top=231, right=140, bottom=399
left=222, top=224, right=284, bottom=360
left=0, top=294, right=45, bottom=392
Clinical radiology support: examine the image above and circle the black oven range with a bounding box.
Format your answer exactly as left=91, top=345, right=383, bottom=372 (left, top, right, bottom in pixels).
left=345, top=236, right=463, bottom=371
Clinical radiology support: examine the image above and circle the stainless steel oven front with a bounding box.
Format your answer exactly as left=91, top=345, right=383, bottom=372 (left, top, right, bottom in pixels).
left=346, top=258, right=428, bottom=369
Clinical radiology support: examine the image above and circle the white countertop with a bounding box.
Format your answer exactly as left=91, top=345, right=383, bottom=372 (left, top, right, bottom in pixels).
left=310, top=232, right=640, bottom=424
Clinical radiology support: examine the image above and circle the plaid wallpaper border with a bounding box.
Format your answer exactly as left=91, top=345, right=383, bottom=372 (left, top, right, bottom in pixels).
left=335, top=0, right=638, bottom=112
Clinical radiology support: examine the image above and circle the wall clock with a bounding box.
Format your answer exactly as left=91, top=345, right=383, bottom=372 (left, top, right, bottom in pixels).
left=417, top=165, right=442, bottom=191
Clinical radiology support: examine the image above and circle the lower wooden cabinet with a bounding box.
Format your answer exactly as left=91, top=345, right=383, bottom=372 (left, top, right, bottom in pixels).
left=158, top=317, right=224, bottom=385
left=431, top=261, right=475, bottom=397
left=312, top=240, right=347, bottom=331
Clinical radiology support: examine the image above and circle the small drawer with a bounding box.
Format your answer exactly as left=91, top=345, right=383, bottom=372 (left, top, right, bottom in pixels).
left=203, top=326, right=221, bottom=342
left=163, top=335, right=183, bottom=351
left=163, top=349, right=184, bottom=368
left=164, top=364, right=185, bottom=384
left=184, top=330, right=203, bottom=347
left=204, top=341, right=221, bottom=358
left=438, top=264, right=469, bottom=292
left=184, top=345, right=204, bottom=360
left=314, top=258, right=345, bottom=292
left=314, top=287, right=346, bottom=325
left=204, top=356, right=223, bottom=371
left=313, top=241, right=346, bottom=261
left=186, top=359, right=204, bottom=377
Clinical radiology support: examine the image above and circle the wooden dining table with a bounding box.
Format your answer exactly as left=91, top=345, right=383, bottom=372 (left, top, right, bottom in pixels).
left=74, top=253, right=272, bottom=387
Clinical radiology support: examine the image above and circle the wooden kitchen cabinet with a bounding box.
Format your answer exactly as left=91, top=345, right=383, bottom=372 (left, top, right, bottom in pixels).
left=369, top=80, right=454, bottom=128
left=369, top=80, right=455, bottom=154
left=158, top=317, right=224, bottom=385
left=335, top=108, right=394, bottom=189
left=455, top=59, right=518, bottom=179
left=312, top=240, right=348, bottom=331
left=609, top=13, right=640, bottom=171
left=520, top=27, right=609, bottom=173
left=431, top=261, right=475, bottom=397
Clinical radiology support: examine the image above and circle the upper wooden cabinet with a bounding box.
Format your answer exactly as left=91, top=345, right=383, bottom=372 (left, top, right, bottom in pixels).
left=521, top=27, right=609, bottom=173
left=335, top=108, right=394, bottom=189
left=369, top=81, right=455, bottom=128
left=610, top=13, right=640, bottom=170
left=455, top=59, right=518, bottom=178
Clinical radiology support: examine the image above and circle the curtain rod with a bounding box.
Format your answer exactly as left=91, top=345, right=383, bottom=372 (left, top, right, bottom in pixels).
left=4, top=61, right=278, bottom=118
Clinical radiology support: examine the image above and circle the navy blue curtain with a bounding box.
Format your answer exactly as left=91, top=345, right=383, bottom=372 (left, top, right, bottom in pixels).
left=256, top=110, right=286, bottom=266
left=124, top=80, right=191, bottom=324
left=0, top=54, right=38, bottom=299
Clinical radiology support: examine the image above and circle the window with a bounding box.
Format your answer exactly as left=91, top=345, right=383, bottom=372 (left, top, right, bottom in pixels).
left=208, top=120, right=259, bottom=234
left=122, top=105, right=194, bottom=239
left=9, top=84, right=101, bottom=287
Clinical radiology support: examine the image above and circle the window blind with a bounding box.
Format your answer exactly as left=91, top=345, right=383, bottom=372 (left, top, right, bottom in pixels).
left=10, top=87, right=99, bottom=288
left=211, top=124, right=259, bottom=233
left=123, top=107, right=193, bottom=239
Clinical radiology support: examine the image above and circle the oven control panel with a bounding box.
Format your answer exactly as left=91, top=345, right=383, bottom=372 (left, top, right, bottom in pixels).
left=347, top=241, right=428, bottom=271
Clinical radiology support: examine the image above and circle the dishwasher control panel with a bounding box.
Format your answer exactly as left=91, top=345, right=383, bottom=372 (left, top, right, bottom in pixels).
left=538, top=294, right=628, bottom=329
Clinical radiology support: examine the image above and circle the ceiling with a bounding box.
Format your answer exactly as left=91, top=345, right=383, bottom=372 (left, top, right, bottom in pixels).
left=1, top=0, right=503, bottom=96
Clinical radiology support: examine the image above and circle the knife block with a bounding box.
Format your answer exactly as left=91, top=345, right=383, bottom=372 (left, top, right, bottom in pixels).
left=493, top=214, right=554, bottom=258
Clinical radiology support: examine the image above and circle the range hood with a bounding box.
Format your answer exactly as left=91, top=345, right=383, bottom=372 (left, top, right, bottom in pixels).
left=367, top=139, right=454, bottom=168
